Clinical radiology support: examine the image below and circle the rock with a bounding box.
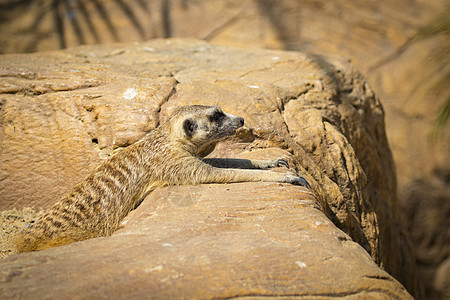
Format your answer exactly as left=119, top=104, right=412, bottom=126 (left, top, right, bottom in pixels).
left=2, top=1, right=448, bottom=298
left=434, top=256, right=450, bottom=300
left=399, top=177, right=450, bottom=299
left=0, top=39, right=418, bottom=296
left=0, top=183, right=413, bottom=299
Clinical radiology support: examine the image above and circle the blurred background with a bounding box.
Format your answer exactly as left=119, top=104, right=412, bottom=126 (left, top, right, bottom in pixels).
left=0, top=0, right=448, bottom=298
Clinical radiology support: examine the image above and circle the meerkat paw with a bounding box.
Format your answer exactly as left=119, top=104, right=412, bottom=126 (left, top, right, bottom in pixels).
left=283, top=174, right=310, bottom=188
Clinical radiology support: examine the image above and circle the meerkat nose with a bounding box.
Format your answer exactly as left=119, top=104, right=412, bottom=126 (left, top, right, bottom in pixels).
left=238, top=117, right=244, bottom=126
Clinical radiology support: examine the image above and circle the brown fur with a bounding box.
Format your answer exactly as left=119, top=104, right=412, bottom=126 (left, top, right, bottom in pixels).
left=15, top=105, right=308, bottom=252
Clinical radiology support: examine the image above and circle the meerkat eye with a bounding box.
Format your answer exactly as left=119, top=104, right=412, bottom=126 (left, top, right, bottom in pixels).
left=210, top=111, right=225, bottom=122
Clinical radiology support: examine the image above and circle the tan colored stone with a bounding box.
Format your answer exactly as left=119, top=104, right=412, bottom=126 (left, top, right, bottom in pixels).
left=0, top=183, right=412, bottom=299
left=0, top=39, right=417, bottom=296
left=1, top=1, right=448, bottom=298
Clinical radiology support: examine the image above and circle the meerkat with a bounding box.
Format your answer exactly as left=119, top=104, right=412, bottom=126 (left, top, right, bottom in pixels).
left=15, top=105, right=309, bottom=252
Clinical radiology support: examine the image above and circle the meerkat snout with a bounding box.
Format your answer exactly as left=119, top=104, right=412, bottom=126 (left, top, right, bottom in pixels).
left=221, top=112, right=244, bottom=135
left=236, top=116, right=244, bottom=127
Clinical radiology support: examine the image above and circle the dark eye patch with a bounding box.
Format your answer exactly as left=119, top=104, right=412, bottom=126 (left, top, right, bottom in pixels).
left=183, top=118, right=197, bottom=137
left=209, top=111, right=225, bottom=123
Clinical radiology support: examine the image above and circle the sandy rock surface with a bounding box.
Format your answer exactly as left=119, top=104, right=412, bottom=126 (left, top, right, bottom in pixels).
left=0, top=39, right=417, bottom=297
left=0, top=183, right=413, bottom=299
left=2, top=1, right=448, bottom=298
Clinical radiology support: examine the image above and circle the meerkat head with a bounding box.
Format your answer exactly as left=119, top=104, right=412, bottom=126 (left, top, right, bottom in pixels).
left=169, top=105, right=244, bottom=151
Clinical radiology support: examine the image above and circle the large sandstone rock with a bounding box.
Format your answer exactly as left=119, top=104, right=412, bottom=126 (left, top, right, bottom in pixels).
left=3, top=3, right=447, bottom=297
left=0, top=183, right=413, bottom=299
left=0, top=39, right=418, bottom=296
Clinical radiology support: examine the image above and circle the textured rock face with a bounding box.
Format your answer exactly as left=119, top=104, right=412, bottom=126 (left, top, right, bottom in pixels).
left=0, top=40, right=417, bottom=296
left=0, top=183, right=413, bottom=299
left=2, top=3, right=447, bottom=297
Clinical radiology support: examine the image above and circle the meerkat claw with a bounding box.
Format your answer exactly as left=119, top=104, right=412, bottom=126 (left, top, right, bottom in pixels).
left=294, top=176, right=310, bottom=188
left=275, top=159, right=289, bottom=168
left=285, top=174, right=310, bottom=188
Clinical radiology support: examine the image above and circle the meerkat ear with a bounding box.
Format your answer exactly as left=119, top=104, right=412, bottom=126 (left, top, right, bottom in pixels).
left=183, top=119, right=197, bottom=137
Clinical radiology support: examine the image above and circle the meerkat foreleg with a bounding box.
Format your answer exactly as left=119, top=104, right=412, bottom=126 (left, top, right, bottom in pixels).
left=202, top=158, right=289, bottom=169
left=193, top=160, right=309, bottom=187
left=206, top=167, right=309, bottom=187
